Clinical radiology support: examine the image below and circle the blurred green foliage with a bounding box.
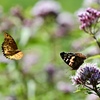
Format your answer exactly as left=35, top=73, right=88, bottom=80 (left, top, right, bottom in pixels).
left=1, top=0, right=83, bottom=12
left=0, top=0, right=99, bottom=100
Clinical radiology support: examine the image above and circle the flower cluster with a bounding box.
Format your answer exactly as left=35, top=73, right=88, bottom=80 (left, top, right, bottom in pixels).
left=79, top=7, right=100, bottom=34
left=10, top=6, right=24, bottom=21
left=72, top=63, right=100, bottom=97
left=55, top=12, right=74, bottom=37
left=56, top=81, right=74, bottom=93
left=31, top=0, right=61, bottom=18
left=45, top=64, right=55, bottom=83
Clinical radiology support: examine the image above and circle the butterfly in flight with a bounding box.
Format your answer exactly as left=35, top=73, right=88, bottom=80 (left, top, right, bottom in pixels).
left=2, top=32, right=23, bottom=60
left=60, top=52, right=86, bottom=70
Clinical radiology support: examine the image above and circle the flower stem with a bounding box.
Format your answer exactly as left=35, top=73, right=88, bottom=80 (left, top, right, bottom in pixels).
left=93, top=85, right=100, bottom=98
left=84, top=84, right=100, bottom=98
left=15, top=61, right=28, bottom=100
left=92, top=35, right=100, bottom=49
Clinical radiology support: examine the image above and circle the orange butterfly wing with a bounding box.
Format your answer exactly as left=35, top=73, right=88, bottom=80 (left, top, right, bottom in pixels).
left=2, top=32, right=23, bottom=60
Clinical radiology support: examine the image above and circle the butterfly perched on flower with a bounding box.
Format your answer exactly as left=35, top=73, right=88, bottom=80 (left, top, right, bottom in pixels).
left=60, top=52, right=86, bottom=70
left=2, top=32, right=23, bottom=60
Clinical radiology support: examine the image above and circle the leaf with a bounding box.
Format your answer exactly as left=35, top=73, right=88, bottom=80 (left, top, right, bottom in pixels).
left=86, top=88, right=93, bottom=94
left=85, top=55, right=100, bottom=61
left=74, top=86, right=87, bottom=93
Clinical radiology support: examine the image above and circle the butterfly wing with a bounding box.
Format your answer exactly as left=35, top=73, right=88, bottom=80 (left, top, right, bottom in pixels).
left=60, top=52, right=86, bottom=70
left=2, top=33, right=18, bottom=54
left=60, top=52, right=76, bottom=69
left=2, top=32, right=23, bottom=60
left=72, top=53, right=86, bottom=69
left=75, top=53, right=86, bottom=59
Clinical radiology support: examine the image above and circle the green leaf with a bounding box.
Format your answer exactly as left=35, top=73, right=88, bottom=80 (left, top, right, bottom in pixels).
left=86, top=55, right=100, bottom=61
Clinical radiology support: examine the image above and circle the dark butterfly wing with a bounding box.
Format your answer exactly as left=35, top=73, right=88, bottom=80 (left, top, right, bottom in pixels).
left=2, top=32, right=23, bottom=60
left=60, top=52, right=86, bottom=70
left=71, top=54, right=86, bottom=70
left=60, top=52, right=75, bottom=68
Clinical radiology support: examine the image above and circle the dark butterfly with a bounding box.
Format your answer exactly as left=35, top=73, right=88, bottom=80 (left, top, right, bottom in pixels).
left=60, top=52, right=86, bottom=70
left=2, top=32, right=23, bottom=60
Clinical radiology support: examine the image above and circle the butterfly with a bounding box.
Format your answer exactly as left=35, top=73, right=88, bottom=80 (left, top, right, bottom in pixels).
left=60, top=52, right=86, bottom=70
left=2, top=32, right=23, bottom=60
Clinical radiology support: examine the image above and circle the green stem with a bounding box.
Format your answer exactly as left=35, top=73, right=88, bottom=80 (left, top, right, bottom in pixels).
left=92, top=35, right=100, bottom=49
left=15, top=61, right=28, bottom=100
left=93, top=85, right=100, bottom=98
left=84, top=84, right=100, bottom=98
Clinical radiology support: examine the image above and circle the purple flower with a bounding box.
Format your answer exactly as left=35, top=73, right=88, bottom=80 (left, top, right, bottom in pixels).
left=56, top=81, right=75, bottom=93
left=78, top=8, right=100, bottom=34
left=72, top=63, right=100, bottom=86
left=72, top=63, right=100, bottom=97
left=0, top=18, right=14, bottom=32
left=55, top=12, right=74, bottom=37
left=45, top=64, right=55, bottom=75
left=86, top=94, right=99, bottom=100
left=10, top=6, right=24, bottom=21
left=45, top=64, right=55, bottom=83
left=31, top=0, right=61, bottom=18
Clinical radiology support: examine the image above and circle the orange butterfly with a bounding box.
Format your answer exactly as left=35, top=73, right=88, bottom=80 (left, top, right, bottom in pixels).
left=2, top=32, right=23, bottom=60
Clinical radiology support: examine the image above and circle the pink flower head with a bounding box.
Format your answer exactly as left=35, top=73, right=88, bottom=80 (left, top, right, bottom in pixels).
left=78, top=8, right=100, bottom=34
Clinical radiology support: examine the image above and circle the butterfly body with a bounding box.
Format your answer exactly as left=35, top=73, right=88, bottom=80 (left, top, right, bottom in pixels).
left=60, top=52, right=86, bottom=70
left=2, top=32, right=23, bottom=60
